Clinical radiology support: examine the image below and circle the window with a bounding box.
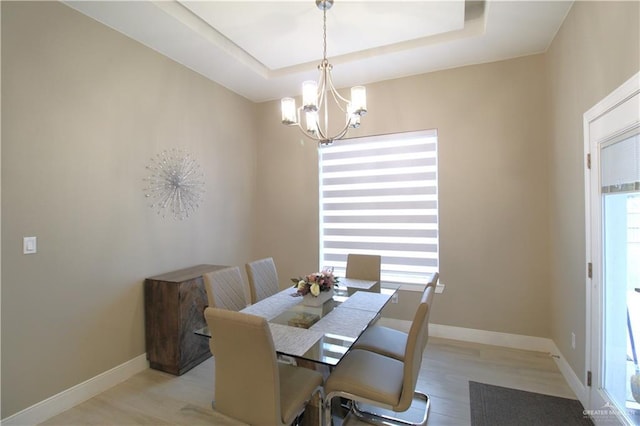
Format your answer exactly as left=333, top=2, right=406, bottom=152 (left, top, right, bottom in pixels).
left=319, top=130, right=439, bottom=287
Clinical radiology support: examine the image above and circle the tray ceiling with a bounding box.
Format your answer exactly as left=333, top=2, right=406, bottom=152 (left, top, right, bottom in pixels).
left=64, top=1, right=573, bottom=102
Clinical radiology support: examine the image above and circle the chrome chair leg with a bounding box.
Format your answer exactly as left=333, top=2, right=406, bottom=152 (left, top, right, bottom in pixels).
left=324, top=391, right=430, bottom=426
left=351, top=391, right=430, bottom=426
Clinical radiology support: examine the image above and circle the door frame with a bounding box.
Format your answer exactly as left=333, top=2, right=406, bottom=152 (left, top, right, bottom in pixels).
left=584, top=71, right=640, bottom=423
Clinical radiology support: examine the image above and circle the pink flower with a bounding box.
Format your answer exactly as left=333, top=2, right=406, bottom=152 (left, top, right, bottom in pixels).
left=291, top=271, right=339, bottom=296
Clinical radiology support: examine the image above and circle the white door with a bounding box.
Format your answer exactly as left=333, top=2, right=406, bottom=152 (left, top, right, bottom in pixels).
left=585, top=72, right=640, bottom=426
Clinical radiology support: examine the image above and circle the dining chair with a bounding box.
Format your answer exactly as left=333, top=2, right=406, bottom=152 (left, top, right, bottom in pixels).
left=351, top=273, right=439, bottom=361
left=202, top=266, right=248, bottom=312
left=345, top=253, right=381, bottom=293
left=323, top=285, right=435, bottom=426
left=245, top=257, right=280, bottom=304
left=204, top=307, right=324, bottom=425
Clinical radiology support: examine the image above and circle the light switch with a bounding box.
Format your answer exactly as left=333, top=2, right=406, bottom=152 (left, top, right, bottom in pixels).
left=23, top=236, right=37, bottom=254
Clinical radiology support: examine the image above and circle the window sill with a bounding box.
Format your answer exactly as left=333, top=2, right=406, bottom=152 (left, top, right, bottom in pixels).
left=382, top=282, right=445, bottom=294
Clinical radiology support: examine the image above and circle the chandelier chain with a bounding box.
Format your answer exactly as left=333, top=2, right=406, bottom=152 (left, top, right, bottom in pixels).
left=322, top=5, right=327, bottom=63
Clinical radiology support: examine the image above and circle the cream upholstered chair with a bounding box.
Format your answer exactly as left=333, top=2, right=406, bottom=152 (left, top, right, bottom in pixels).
left=345, top=254, right=381, bottom=293
left=205, top=307, right=324, bottom=425
left=202, top=266, right=248, bottom=311
left=352, top=273, right=439, bottom=361
left=246, top=257, right=280, bottom=304
left=323, top=285, right=435, bottom=426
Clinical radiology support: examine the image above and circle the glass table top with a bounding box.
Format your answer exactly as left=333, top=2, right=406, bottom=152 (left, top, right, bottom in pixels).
left=195, top=285, right=398, bottom=366
left=269, top=294, right=345, bottom=329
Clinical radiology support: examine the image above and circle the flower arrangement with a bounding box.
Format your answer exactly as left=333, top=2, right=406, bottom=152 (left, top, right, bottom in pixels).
left=291, top=268, right=339, bottom=297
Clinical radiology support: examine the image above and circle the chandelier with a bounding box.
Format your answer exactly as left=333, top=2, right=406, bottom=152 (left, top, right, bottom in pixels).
left=280, top=0, right=367, bottom=146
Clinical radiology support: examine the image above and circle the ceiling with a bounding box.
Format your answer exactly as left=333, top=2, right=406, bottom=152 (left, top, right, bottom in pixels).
left=63, top=0, right=573, bottom=103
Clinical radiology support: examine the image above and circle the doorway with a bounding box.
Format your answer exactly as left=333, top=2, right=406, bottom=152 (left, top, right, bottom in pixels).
left=585, top=72, right=640, bottom=425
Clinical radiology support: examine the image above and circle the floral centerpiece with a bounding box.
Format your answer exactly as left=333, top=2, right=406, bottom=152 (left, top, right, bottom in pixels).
left=291, top=268, right=339, bottom=297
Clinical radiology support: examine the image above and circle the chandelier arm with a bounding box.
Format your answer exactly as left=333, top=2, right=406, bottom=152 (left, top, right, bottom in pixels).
left=317, top=68, right=351, bottom=143
left=318, top=61, right=328, bottom=93
left=317, top=111, right=350, bottom=144
left=295, top=122, right=322, bottom=142
left=323, top=90, right=330, bottom=136
left=328, top=88, right=349, bottom=113
left=314, top=65, right=330, bottom=140
left=316, top=103, right=329, bottom=141
left=333, top=121, right=351, bottom=140
left=325, top=69, right=351, bottom=107
left=317, top=68, right=328, bottom=114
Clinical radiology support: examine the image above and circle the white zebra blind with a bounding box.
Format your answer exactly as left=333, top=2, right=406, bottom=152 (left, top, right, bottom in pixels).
left=319, top=130, right=439, bottom=286
left=601, top=133, right=640, bottom=193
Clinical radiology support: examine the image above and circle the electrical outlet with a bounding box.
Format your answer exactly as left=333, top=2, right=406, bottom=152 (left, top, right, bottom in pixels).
left=391, top=293, right=398, bottom=304
left=571, top=332, right=576, bottom=349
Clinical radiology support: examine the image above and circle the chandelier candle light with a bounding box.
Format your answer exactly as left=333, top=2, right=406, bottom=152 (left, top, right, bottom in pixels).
left=281, top=0, right=367, bottom=145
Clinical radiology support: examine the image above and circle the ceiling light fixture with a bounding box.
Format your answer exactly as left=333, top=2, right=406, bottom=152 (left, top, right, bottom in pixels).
left=280, top=0, right=367, bottom=146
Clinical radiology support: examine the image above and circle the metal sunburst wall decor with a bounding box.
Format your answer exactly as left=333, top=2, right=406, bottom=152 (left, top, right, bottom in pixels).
left=143, top=149, right=205, bottom=220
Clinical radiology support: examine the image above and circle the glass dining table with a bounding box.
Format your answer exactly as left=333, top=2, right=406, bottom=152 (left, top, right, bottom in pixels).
left=195, top=282, right=398, bottom=366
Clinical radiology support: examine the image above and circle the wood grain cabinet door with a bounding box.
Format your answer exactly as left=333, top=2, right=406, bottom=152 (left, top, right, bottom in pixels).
left=144, top=264, right=226, bottom=375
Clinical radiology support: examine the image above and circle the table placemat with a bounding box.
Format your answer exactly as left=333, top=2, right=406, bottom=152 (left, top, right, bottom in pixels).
left=241, top=292, right=301, bottom=319
left=269, top=323, right=324, bottom=357
left=337, top=291, right=391, bottom=312
left=309, top=307, right=377, bottom=338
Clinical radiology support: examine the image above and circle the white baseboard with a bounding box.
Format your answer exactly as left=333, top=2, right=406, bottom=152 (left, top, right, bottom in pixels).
left=429, top=323, right=555, bottom=353
left=427, top=323, right=587, bottom=404
left=1, top=354, right=149, bottom=426
left=548, top=341, right=589, bottom=404
left=1, top=326, right=590, bottom=425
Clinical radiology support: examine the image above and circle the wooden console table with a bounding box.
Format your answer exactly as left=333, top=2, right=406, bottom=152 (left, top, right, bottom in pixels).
left=144, top=264, right=227, bottom=375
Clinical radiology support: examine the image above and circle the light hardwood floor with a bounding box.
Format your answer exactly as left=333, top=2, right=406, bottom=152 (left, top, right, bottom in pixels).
left=40, top=334, right=575, bottom=426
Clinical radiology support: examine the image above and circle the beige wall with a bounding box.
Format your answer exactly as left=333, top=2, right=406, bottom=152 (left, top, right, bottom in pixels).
left=3, top=0, right=639, bottom=420
left=546, top=1, right=640, bottom=384
left=256, top=54, right=553, bottom=336
left=256, top=2, right=640, bottom=388
left=0, top=1, right=3, bottom=412
left=1, top=1, right=257, bottom=417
